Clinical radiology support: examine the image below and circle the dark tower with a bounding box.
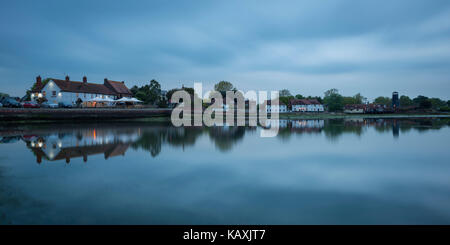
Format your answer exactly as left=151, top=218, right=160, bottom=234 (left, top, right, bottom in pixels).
left=392, top=92, right=399, bottom=108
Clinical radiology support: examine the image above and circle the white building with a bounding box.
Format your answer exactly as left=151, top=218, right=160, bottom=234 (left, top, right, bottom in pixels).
left=31, top=76, right=132, bottom=105
left=290, top=99, right=324, bottom=112
left=265, top=100, right=288, bottom=113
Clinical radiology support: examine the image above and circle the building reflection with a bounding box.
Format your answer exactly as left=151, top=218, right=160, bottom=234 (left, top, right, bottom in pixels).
left=0, top=117, right=448, bottom=164
left=22, top=128, right=139, bottom=164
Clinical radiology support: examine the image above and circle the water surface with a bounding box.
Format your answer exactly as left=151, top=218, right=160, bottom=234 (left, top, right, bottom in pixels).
left=0, top=118, right=449, bottom=224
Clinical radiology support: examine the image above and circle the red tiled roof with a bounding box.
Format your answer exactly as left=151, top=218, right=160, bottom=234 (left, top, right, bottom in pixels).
left=51, top=79, right=116, bottom=95
left=33, top=78, right=132, bottom=96
left=289, top=99, right=322, bottom=105
left=104, top=80, right=132, bottom=95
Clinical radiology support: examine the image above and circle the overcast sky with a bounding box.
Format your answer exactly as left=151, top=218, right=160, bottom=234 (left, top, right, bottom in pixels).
left=1, top=0, right=449, bottom=100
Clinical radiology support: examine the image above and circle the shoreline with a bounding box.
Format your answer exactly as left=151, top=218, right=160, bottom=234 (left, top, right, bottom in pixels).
left=0, top=108, right=449, bottom=123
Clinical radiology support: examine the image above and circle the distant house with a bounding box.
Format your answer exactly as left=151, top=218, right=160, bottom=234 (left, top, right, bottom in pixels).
left=344, top=104, right=365, bottom=114
left=290, top=99, right=324, bottom=112
left=344, top=104, right=387, bottom=114
left=31, top=75, right=132, bottom=105
left=264, top=100, right=288, bottom=113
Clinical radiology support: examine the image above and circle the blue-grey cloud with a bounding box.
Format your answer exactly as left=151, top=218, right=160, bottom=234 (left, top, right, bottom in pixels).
left=0, top=0, right=449, bottom=100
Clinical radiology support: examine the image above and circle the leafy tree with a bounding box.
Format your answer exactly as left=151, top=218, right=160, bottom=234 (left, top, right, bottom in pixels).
left=214, top=81, right=234, bottom=92
left=167, top=87, right=195, bottom=104
left=413, top=95, right=432, bottom=109
left=23, top=78, right=50, bottom=101
left=132, top=79, right=162, bottom=105
left=279, top=95, right=294, bottom=106
left=429, top=98, right=446, bottom=109
left=374, top=96, right=391, bottom=106
left=279, top=89, right=292, bottom=97
left=295, top=94, right=304, bottom=99
left=353, top=93, right=366, bottom=104
left=448, top=100, right=450, bottom=107
left=323, top=88, right=343, bottom=112
left=342, top=96, right=356, bottom=105
left=399, top=95, right=413, bottom=107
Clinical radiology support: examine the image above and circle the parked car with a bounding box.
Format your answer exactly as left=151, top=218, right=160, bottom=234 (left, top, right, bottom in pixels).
left=0, top=97, right=22, bottom=108
left=58, top=101, right=73, bottom=108
left=41, top=102, right=58, bottom=108
left=22, top=101, right=40, bottom=108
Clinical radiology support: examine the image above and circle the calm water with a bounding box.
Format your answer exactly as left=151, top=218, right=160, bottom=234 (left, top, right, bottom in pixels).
left=0, top=118, right=449, bottom=224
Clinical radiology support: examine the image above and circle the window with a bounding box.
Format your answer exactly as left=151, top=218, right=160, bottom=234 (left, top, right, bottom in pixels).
left=52, top=91, right=56, bottom=97
left=84, top=93, right=86, bottom=98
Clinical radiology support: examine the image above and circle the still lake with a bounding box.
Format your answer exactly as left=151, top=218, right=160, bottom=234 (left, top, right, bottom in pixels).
left=0, top=117, right=449, bottom=224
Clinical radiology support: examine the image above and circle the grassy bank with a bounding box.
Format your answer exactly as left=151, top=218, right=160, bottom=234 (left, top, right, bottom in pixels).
left=278, top=112, right=450, bottom=119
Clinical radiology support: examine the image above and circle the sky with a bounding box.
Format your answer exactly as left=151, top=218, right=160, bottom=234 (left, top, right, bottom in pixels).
left=0, top=0, right=450, bottom=100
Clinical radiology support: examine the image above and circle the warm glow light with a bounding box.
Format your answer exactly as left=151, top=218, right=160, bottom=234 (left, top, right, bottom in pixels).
left=93, top=129, right=96, bottom=139
left=58, top=92, right=62, bottom=97
left=38, top=142, right=43, bottom=147
left=38, top=93, right=43, bottom=98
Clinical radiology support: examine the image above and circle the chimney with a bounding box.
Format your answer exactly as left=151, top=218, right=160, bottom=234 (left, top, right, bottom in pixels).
left=65, top=75, right=70, bottom=82
left=83, top=76, right=87, bottom=83
left=104, top=78, right=108, bottom=84
left=122, top=81, right=124, bottom=84
left=36, top=75, right=42, bottom=88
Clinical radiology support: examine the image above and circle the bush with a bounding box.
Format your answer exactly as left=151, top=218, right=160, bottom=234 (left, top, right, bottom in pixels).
left=439, top=106, right=450, bottom=112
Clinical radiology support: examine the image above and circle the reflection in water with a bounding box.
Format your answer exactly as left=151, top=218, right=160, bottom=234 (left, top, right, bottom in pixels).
left=0, top=117, right=450, bottom=224
left=0, top=118, right=448, bottom=164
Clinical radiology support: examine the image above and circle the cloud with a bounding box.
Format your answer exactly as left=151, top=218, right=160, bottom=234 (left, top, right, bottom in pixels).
left=0, top=0, right=449, bottom=99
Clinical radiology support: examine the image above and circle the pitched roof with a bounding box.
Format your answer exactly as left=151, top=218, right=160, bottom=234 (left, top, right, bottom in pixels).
left=290, top=99, right=321, bottom=105
left=33, top=77, right=132, bottom=96
left=51, top=79, right=117, bottom=95
left=104, top=80, right=132, bottom=95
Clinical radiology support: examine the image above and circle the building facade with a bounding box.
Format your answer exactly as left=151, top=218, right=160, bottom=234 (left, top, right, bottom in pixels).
left=265, top=100, right=288, bottom=113
left=31, top=76, right=132, bottom=105
left=290, top=99, right=324, bottom=112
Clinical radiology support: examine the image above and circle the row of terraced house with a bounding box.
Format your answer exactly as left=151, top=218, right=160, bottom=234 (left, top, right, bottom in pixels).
left=265, top=99, right=325, bottom=113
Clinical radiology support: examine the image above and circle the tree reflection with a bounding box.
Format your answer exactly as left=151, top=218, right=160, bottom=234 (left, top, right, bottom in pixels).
left=0, top=117, right=448, bottom=164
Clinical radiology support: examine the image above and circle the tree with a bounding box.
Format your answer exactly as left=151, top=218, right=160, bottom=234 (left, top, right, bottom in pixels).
left=353, top=93, right=366, bottom=104
left=324, top=88, right=339, bottom=98
left=295, top=94, right=304, bottom=99
left=167, top=87, right=195, bottom=104
left=399, top=95, right=413, bottom=107
left=279, top=89, right=292, bottom=97
left=132, top=80, right=162, bottom=105
left=23, top=78, right=50, bottom=101
left=214, top=81, right=234, bottom=92
left=374, top=96, right=391, bottom=106
left=323, top=88, right=343, bottom=112
left=279, top=96, right=294, bottom=106
left=429, top=98, right=446, bottom=109
left=413, top=95, right=432, bottom=109
left=342, top=96, right=356, bottom=105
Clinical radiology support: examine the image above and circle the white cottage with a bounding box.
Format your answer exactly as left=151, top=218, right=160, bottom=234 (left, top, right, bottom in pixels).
left=265, top=100, right=288, bottom=113
left=290, top=99, right=324, bottom=112
left=31, top=75, right=132, bottom=105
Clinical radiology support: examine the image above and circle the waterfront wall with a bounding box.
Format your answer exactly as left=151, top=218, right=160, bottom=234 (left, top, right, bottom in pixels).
left=0, top=108, right=172, bottom=121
